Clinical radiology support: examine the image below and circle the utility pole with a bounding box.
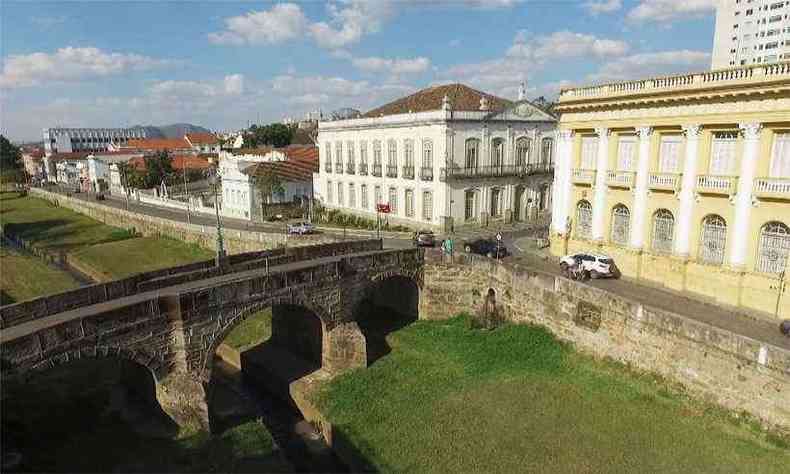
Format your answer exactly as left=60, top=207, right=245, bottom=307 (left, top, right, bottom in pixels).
left=182, top=165, right=191, bottom=225
left=775, top=252, right=790, bottom=319
left=208, top=168, right=225, bottom=267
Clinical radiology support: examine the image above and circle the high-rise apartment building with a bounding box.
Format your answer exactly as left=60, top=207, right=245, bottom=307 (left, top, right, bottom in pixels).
left=711, top=0, right=790, bottom=69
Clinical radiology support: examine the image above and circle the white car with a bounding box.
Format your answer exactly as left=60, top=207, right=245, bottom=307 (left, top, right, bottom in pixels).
left=559, top=253, right=620, bottom=279
left=287, top=222, right=315, bottom=235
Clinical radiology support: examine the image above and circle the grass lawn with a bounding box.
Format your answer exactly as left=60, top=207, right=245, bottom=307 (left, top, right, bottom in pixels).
left=223, top=309, right=273, bottom=351
left=316, top=316, right=790, bottom=473
left=0, top=192, right=132, bottom=252
left=0, top=244, right=80, bottom=304
left=69, top=236, right=213, bottom=280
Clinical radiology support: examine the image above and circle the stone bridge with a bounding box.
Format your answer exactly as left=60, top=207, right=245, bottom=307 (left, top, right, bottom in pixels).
left=0, top=240, right=424, bottom=429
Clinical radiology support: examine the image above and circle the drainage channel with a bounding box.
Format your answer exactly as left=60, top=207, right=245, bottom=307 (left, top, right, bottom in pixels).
left=212, top=358, right=349, bottom=473
left=1, top=235, right=96, bottom=286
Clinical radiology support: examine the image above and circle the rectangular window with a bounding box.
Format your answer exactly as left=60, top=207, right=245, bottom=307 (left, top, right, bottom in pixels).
left=770, top=15, right=782, bottom=22
left=710, top=132, right=738, bottom=175
left=347, top=141, right=355, bottom=165
left=359, top=141, right=367, bottom=165
left=405, top=189, right=414, bottom=217
left=617, top=135, right=636, bottom=171
left=659, top=136, right=682, bottom=173
left=388, top=140, right=397, bottom=167
left=337, top=182, right=344, bottom=206
left=422, top=191, right=433, bottom=221
left=581, top=136, right=598, bottom=170
left=375, top=185, right=382, bottom=206
left=348, top=183, right=356, bottom=208
left=388, top=187, right=398, bottom=214
left=327, top=180, right=333, bottom=203
left=361, top=184, right=368, bottom=209
left=771, top=133, right=790, bottom=177
left=404, top=140, right=414, bottom=166
left=324, top=143, right=332, bottom=172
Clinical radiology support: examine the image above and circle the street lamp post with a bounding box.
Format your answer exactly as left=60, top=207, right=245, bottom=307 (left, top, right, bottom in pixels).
left=182, top=166, right=191, bottom=225
left=207, top=168, right=226, bottom=267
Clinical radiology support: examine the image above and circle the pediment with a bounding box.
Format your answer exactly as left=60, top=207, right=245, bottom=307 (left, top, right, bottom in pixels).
left=487, top=100, right=556, bottom=122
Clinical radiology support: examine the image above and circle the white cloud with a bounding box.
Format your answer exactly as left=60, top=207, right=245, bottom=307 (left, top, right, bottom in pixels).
left=587, top=50, right=710, bottom=82
left=148, top=74, right=248, bottom=103
left=449, top=39, right=462, bottom=48
left=270, top=73, right=413, bottom=109
left=0, top=46, right=171, bottom=89
left=626, top=0, right=716, bottom=24
left=309, top=0, right=395, bottom=49
left=351, top=56, right=430, bottom=75
left=582, top=0, right=622, bottom=15
left=207, top=3, right=308, bottom=45
left=507, top=30, right=629, bottom=61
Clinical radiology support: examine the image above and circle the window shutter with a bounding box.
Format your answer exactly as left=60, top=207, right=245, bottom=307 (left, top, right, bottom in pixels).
left=659, top=136, right=681, bottom=173
left=581, top=137, right=598, bottom=170
left=771, top=133, right=790, bottom=178
left=617, top=137, right=636, bottom=171
left=710, top=133, right=737, bottom=175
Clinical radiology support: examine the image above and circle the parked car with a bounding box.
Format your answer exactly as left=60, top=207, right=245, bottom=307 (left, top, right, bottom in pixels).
left=559, top=253, right=620, bottom=279
left=287, top=221, right=315, bottom=235
left=463, top=238, right=509, bottom=259
left=413, top=230, right=436, bottom=247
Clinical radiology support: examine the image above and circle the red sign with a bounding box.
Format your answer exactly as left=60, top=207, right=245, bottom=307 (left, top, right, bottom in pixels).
left=376, top=203, right=391, bottom=213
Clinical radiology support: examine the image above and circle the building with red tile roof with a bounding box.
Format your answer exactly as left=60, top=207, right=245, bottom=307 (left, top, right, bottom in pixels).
left=123, top=138, right=192, bottom=152
left=185, top=133, right=221, bottom=153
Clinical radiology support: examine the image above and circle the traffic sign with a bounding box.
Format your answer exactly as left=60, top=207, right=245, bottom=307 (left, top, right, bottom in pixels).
left=376, top=203, right=391, bottom=213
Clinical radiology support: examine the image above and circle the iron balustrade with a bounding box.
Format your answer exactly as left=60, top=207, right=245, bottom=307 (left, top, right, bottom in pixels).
left=359, top=162, right=368, bottom=175
left=402, top=166, right=415, bottom=179
left=372, top=164, right=382, bottom=177
left=386, top=165, right=398, bottom=178
left=439, top=163, right=552, bottom=180
left=346, top=163, right=356, bottom=174
left=335, top=163, right=343, bottom=173
left=420, top=167, right=434, bottom=181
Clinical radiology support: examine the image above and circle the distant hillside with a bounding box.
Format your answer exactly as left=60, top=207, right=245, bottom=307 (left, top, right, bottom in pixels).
left=135, top=123, right=212, bottom=139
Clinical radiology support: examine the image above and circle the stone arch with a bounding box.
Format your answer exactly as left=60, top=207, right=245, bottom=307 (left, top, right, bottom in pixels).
left=353, top=272, right=421, bottom=364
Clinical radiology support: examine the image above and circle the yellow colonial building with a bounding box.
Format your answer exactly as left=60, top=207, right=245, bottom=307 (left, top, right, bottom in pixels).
left=550, top=62, right=790, bottom=318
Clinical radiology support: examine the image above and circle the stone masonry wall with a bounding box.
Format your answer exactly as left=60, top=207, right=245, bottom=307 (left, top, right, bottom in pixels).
left=420, top=251, right=790, bottom=431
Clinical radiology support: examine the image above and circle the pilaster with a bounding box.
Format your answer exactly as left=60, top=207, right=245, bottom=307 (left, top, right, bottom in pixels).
left=591, top=127, right=610, bottom=241
left=674, top=124, right=702, bottom=257
left=552, top=129, right=574, bottom=235
left=630, top=126, right=653, bottom=250
left=729, top=122, right=762, bottom=269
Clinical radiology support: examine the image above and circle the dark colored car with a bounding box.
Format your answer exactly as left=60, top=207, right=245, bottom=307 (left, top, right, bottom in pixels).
left=413, top=230, right=436, bottom=247
left=463, top=238, right=508, bottom=258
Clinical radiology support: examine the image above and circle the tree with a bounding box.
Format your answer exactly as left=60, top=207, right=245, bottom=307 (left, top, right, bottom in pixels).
left=244, top=123, right=294, bottom=148
left=117, top=162, right=144, bottom=189
left=532, top=96, right=557, bottom=115
left=254, top=167, right=284, bottom=220
left=0, top=135, right=23, bottom=182
left=142, top=151, right=174, bottom=188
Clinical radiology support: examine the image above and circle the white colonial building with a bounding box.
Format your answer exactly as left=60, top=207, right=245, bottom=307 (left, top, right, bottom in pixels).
left=219, top=145, right=317, bottom=221
left=315, top=83, right=557, bottom=230
left=43, top=127, right=146, bottom=155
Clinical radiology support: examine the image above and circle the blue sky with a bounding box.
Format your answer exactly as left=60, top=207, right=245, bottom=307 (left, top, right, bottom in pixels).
left=1, top=0, right=718, bottom=141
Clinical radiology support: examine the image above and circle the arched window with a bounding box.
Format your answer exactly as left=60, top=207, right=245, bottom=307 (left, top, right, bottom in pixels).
left=575, top=200, right=592, bottom=239
left=756, top=221, right=790, bottom=273
left=491, top=138, right=505, bottom=168
left=652, top=209, right=675, bottom=253
left=699, top=215, right=727, bottom=265
left=422, top=139, right=433, bottom=169
left=465, top=138, right=480, bottom=169
left=610, top=204, right=630, bottom=245
left=515, top=137, right=531, bottom=167
left=541, top=137, right=554, bottom=166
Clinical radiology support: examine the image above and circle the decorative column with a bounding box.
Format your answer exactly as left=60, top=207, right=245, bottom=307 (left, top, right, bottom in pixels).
left=729, top=122, right=762, bottom=269
left=630, top=126, right=653, bottom=250
left=591, top=127, right=610, bottom=242
left=552, top=130, right=574, bottom=235
left=674, top=124, right=702, bottom=257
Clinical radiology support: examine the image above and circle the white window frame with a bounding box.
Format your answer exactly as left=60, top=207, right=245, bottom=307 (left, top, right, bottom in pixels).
left=361, top=184, right=368, bottom=209
left=405, top=188, right=414, bottom=217
left=699, top=215, right=727, bottom=265
left=652, top=209, right=675, bottom=253
left=465, top=138, right=480, bottom=169
left=581, top=136, right=598, bottom=170
left=388, top=187, right=398, bottom=213
left=757, top=221, right=790, bottom=273
left=575, top=200, right=592, bottom=239
left=770, top=132, right=790, bottom=178
left=659, top=135, right=682, bottom=173
left=610, top=204, right=631, bottom=245
left=617, top=135, right=636, bottom=171
left=515, top=137, right=531, bottom=166
left=710, top=131, right=738, bottom=175
left=422, top=190, right=433, bottom=221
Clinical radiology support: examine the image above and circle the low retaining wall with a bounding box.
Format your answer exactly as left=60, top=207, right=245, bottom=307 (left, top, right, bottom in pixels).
left=29, top=188, right=341, bottom=255
left=420, top=251, right=790, bottom=432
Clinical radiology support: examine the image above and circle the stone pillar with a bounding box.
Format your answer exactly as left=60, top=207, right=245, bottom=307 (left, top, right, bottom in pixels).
left=323, top=321, right=367, bottom=373
left=729, top=122, right=762, bottom=269
left=591, top=127, right=610, bottom=241
left=155, top=371, right=210, bottom=432
left=630, top=127, right=653, bottom=250
left=674, top=124, right=702, bottom=257
left=552, top=130, right=574, bottom=235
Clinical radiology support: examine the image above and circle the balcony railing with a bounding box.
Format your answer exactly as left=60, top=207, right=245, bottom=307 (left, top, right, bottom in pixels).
left=420, top=167, right=434, bottom=181
left=696, top=175, right=736, bottom=195
left=372, top=164, right=382, bottom=177
left=386, top=165, right=398, bottom=178
left=606, top=170, right=635, bottom=188
left=402, top=165, right=415, bottom=179
left=324, top=163, right=332, bottom=173
left=648, top=172, right=681, bottom=191
left=335, top=163, right=343, bottom=173
left=753, top=177, right=790, bottom=199
left=359, top=162, right=368, bottom=175
left=571, top=169, right=596, bottom=184
left=441, top=164, right=544, bottom=180
left=346, top=163, right=356, bottom=174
